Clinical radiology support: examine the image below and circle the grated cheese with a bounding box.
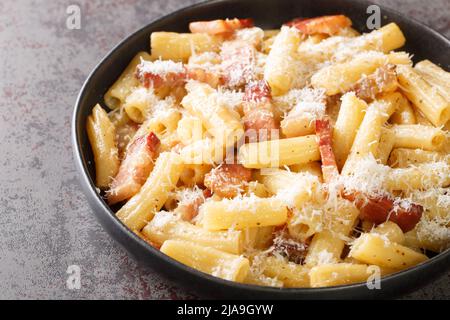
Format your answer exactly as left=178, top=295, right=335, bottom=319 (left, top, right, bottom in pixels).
left=137, top=58, right=184, bottom=76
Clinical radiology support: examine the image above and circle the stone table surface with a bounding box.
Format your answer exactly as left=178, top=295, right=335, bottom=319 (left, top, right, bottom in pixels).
left=0, top=0, right=448, bottom=300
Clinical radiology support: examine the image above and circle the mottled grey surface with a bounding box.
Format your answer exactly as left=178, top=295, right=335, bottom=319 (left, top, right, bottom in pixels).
left=0, top=0, right=448, bottom=300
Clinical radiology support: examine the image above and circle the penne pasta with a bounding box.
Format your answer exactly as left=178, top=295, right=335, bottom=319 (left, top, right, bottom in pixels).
left=160, top=240, right=249, bottom=282
left=397, top=65, right=450, bottom=127
left=200, top=196, right=288, bottom=230
left=238, top=135, right=320, bottom=168
left=143, top=211, right=243, bottom=254
left=86, top=104, right=120, bottom=188
left=391, top=124, right=446, bottom=151
left=264, top=26, right=302, bottom=96
left=116, top=152, right=183, bottom=231
left=104, top=52, right=153, bottom=109
left=150, top=32, right=222, bottom=62
left=349, top=233, right=428, bottom=270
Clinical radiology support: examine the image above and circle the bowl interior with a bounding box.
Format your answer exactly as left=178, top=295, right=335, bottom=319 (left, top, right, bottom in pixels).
left=73, top=0, right=450, bottom=299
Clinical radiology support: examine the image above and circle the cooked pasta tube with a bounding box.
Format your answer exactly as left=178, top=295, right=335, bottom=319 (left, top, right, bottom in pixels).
left=238, top=135, right=320, bottom=168
left=391, top=124, right=446, bottom=151
left=258, top=256, right=310, bottom=288
left=199, top=196, right=288, bottom=230
left=372, top=221, right=405, bottom=244
left=349, top=233, right=428, bottom=269
left=385, top=161, right=450, bottom=191
left=143, top=212, right=243, bottom=254
left=388, top=148, right=448, bottom=167
left=182, top=82, right=244, bottom=147
left=333, top=92, right=368, bottom=169
left=414, top=59, right=450, bottom=102
left=397, top=65, right=450, bottom=127
left=116, top=152, right=183, bottom=231
left=104, top=52, right=152, bottom=109
left=376, top=127, right=396, bottom=164
left=342, top=94, right=398, bottom=175
left=86, top=104, right=120, bottom=188
left=160, top=240, right=249, bottom=282
left=389, top=93, right=417, bottom=125
left=310, top=263, right=379, bottom=287
left=150, top=32, right=222, bottom=62
left=264, top=26, right=302, bottom=96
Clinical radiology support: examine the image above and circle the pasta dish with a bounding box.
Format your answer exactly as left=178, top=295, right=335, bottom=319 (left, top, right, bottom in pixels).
left=86, top=15, right=450, bottom=287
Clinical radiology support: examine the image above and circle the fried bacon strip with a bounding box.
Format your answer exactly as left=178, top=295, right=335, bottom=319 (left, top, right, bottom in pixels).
left=342, top=192, right=423, bottom=233
left=220, top=41, right=257, bottom=88
left=178, top=189, right=212, bottom=222
left=315, top=118, right=339, bottom=182
left=186, top=67, right=223, bottom=88
left=285, top=15, right=352, bottom=36
left=189, top=18, right=254, bottom=35
left=204, top=164, right=252, bottom=198
left=107, top=132, right=160, bottom=205
left=271, top=231, right=309, bottom=264
left=350, top=64, right=398, bottom=101
left=314, top=118, right=422, bottom=232
left=136, top=61, right=223, bottom=90
left=242, top=80, right=278, bottom=142
left=136, top=63, right=186, bottom=89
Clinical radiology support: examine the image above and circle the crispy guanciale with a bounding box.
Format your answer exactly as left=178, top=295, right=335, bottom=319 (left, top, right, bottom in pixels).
left=204, top=164, right=252, bottom=198
left=107, top=132, right=160, bottom=205
left=189, top=18, right=254, bottom=35
left=285, top=15, right=352, bottom=36
left=242, top=80, right=278, bottom=142
left=315, top=118, right=422, bottom=232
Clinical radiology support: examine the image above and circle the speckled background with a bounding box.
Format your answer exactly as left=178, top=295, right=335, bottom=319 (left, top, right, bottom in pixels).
left=0, top=0, right=448, bottom=300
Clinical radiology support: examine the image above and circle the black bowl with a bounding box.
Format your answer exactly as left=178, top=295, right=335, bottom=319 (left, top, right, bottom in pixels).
left=72, top=0, right=450, bottom=299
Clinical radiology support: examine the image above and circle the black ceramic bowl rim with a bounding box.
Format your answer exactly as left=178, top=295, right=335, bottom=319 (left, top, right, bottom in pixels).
left=72, top=0, right=450, bottom=299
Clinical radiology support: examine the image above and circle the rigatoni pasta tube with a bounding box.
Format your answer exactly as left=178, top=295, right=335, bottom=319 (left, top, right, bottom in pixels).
left=142, top=212, right=243, bottom=254
left=389, top=93, right=416, bottom=125
left=385, top=161, right=450, bottom=191
left=376, top=127, right=395, bottom=164
left=309, top=263, right=376, bottom=287
left=289, top=161, right=323, bottom=179
left=280, top=112, right=316, bottom=138
left=391, top=124, right=446, bottom=151
left=264, top=26, right=301, bottom=96
left=123, top=87, right=159, bottom=123
left=364, top=22, right=406, bottom=53
left=304, top=231, right=345, bottom=267
left=311, top=52, right=408, bottom=95
left=333, top=92, right=368, bottom=169
left=244, top=270, right=284, bottom=287
left=372, top=221, right=405, bottom=244
left=200, top=197, right=288, bottom=230
left=160, top=240, right=249, bottom=282
left=86, top=104, right=120, bottom=188
left=180, top=138, right=225, bottom=165
left=388, top=148, right=448, bottom=167
left=414, top=59, right=450, bottom=102
left=342, top=95, right=398, bottom=175
left=238, top=135, right=320, bottom=168
left=116, top=152, right=183, bottom=231
left=397, top=65, right=450, bottom=127
left=150, top=32, right=222, bottom=62
left=260, top=169, right=320, bottom=207
left=182, top=82, right=244, bottom=147
left=104, top=52, right=152, bottom=109
left=259, top=256, right=310, bottom=288
left=350, top=233, right=428, bottom=269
